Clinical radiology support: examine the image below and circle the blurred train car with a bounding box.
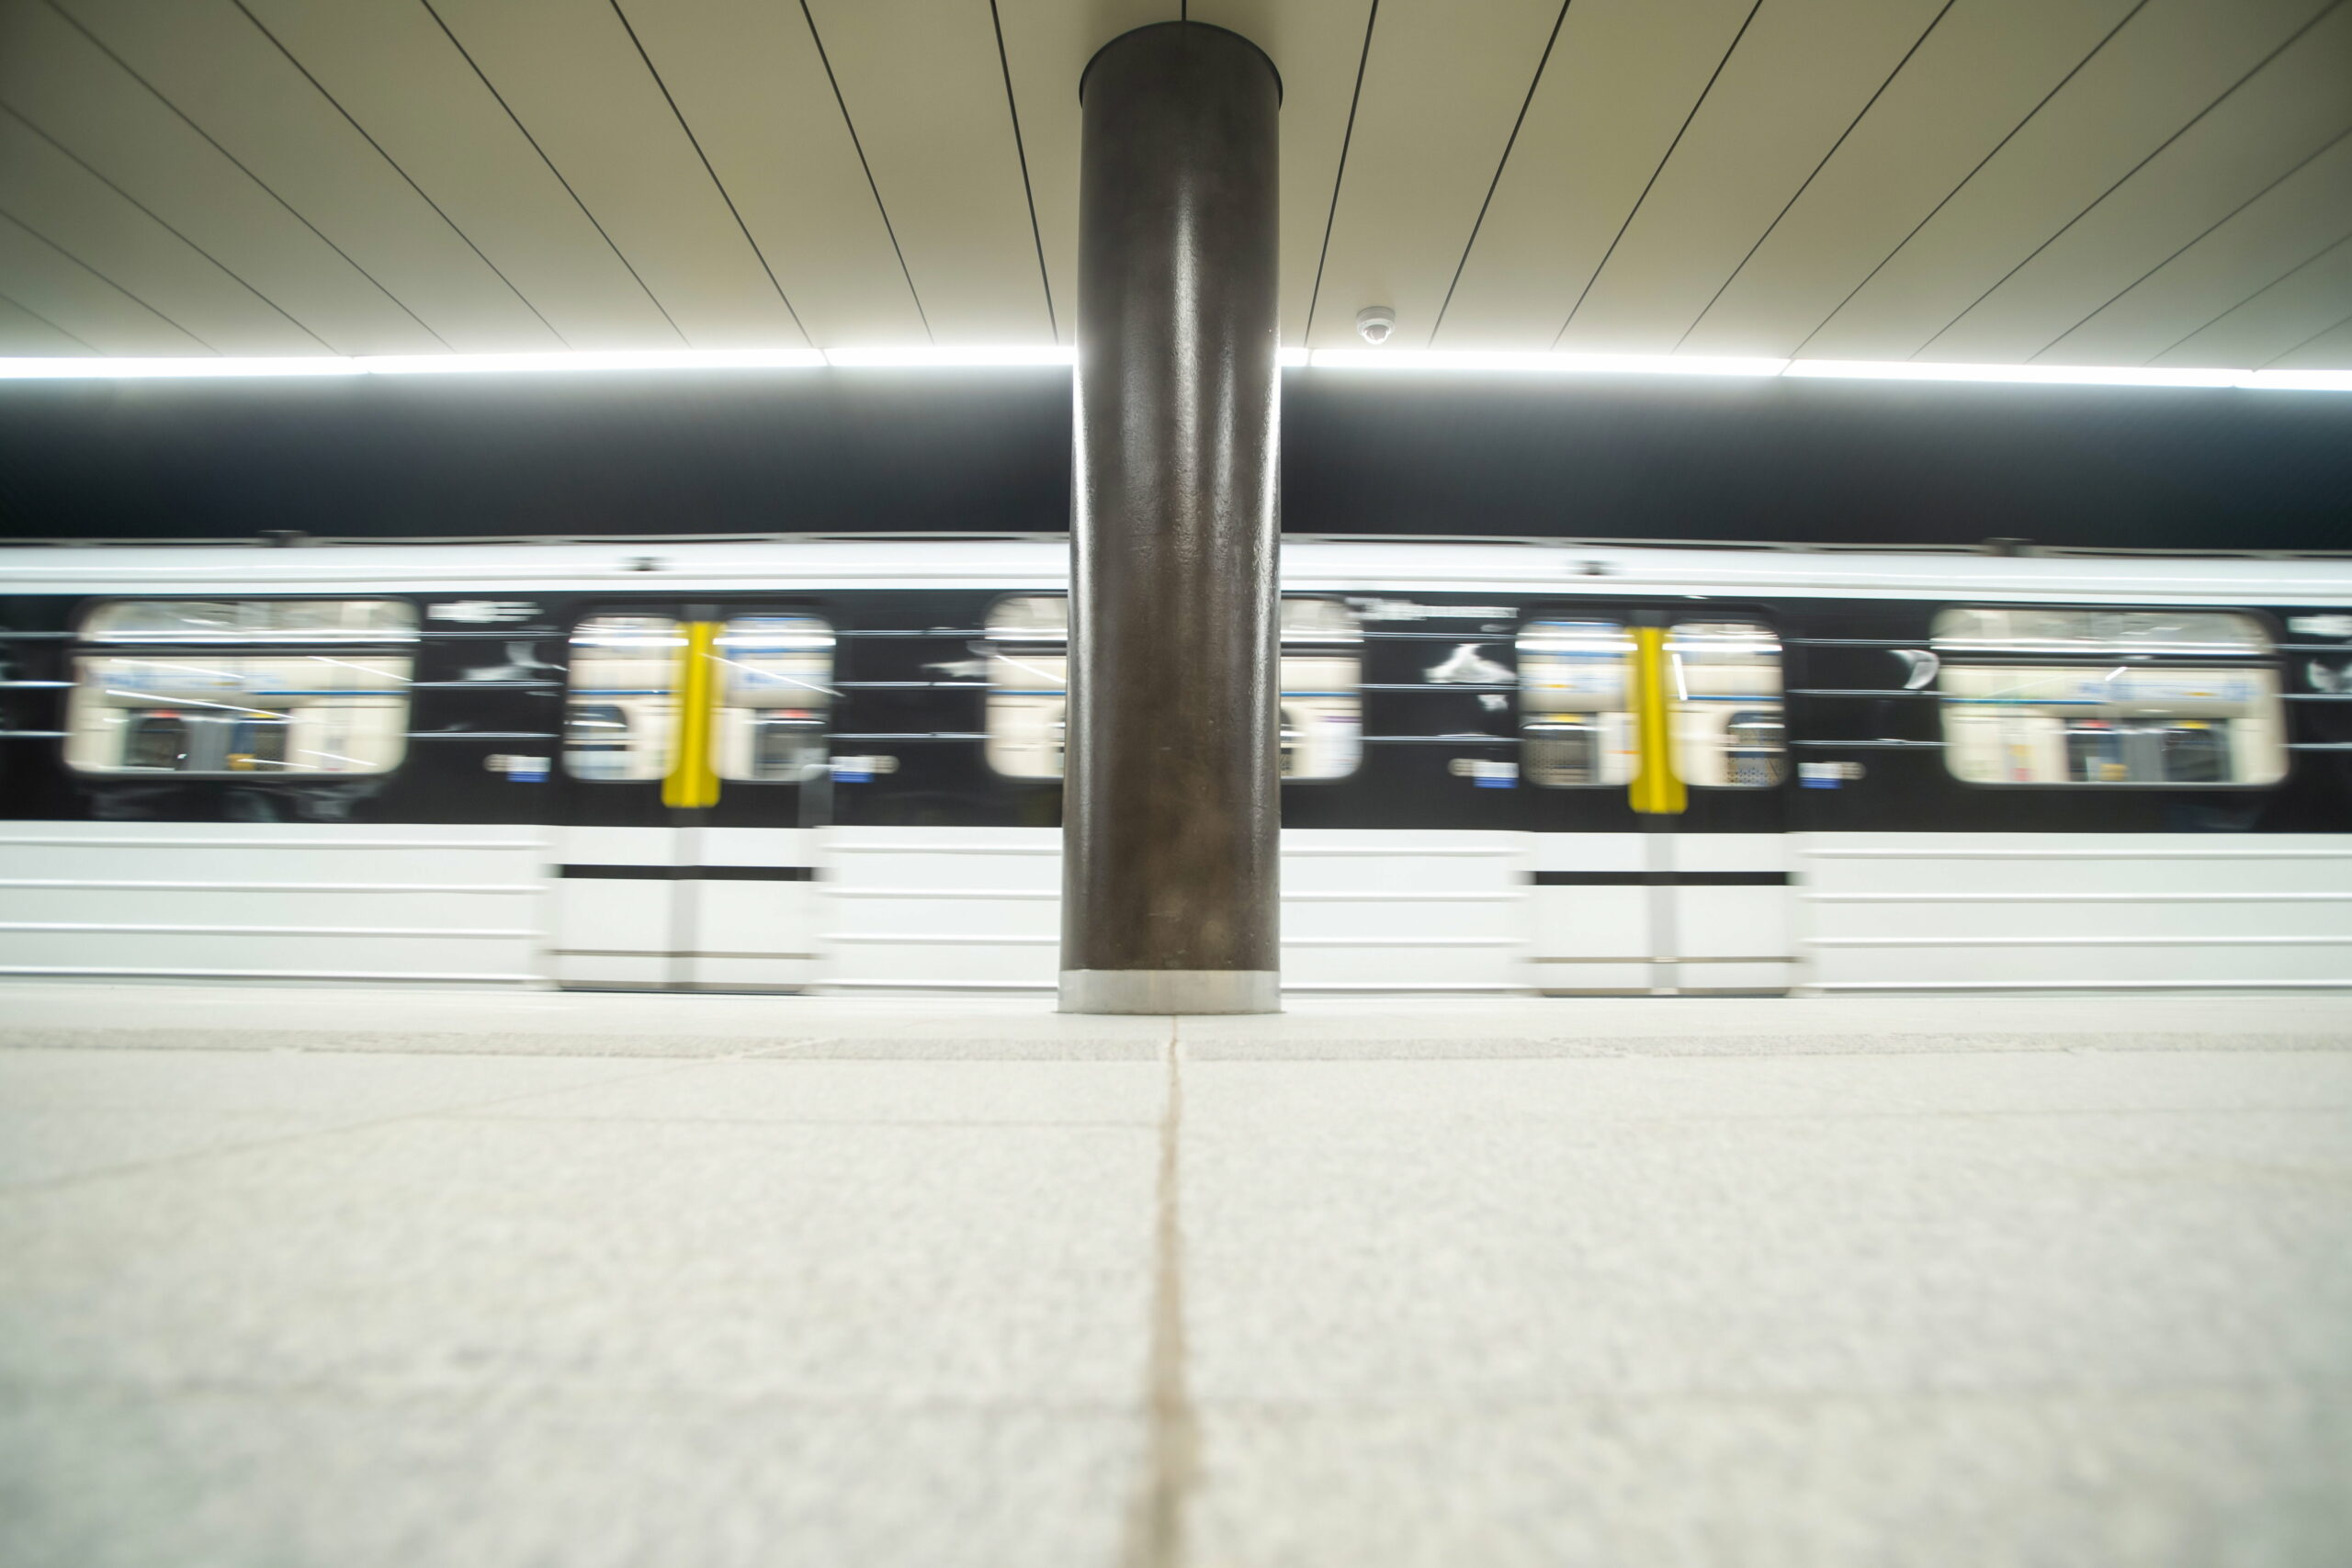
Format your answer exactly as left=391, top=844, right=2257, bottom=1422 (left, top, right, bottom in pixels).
left=3, top=534, right=2349, bottom=996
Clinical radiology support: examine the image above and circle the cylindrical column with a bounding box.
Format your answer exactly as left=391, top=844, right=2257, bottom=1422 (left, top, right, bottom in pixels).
left=1059, top=22, right=1283, bottom=1015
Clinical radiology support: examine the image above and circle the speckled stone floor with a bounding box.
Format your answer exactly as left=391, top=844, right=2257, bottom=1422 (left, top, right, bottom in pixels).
left=2, top=986, right=2346, bottom=1567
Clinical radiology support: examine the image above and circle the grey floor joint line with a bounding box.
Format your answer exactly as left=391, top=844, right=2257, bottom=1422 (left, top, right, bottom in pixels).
left=1122, top=1016, right=1197, bottom=1568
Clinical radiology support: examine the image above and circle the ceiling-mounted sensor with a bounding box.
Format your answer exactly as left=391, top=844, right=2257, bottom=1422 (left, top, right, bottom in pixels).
left=1355, top=305, right=1396, bottom=344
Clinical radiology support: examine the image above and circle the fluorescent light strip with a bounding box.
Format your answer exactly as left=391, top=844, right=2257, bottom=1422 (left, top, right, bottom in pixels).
left=1781, top=358, right=2239, bottom=389
left=1308, top=348, right=1790, bottom=377
left=0, top=356, right=367, bottom=379
left=1305, top=349, right=2352, bottom=391
left=2240, top=368, right=2352, bottom=391
left=823, top=345, right=1072, bottom=367
left=0, top=347, right=2344, bottom=390
left=373, top=349, right=825, bottom=374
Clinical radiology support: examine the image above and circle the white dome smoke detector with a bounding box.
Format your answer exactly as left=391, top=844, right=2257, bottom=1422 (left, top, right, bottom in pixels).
left=1355, top=305, right=1396, bottom=345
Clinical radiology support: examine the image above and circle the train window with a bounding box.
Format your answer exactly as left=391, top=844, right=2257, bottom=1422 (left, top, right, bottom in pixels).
left=1668, top=621, right=1786, bottom=789
left=2064, top=720, right=2126, bottom=784
left=1934, top=608, right=2287, bottom=786
left=1280, top=598, right=1363, bottom=782
left=2162, top=721, right=2229, bottom=784
left=1726, top=711, right=1787, bottom=787
left=564, top=702, right=636, bottom=781
left=123, top=713, right=189, bottom=772
left=982, top=595, right=1363, bottom=780
left=227, top=712, right=290, bottom=772
left=1519, top=620, right=1636, bottom=787
left=984, top=595, right=1067, bottom=779
left=713, top=615, right=834, bottom=783
left=65, top=599, right=414, bottom=777
left=564, top=615, right=680, bottom=782
left=80, top=599, right=418, bottom=644
left=2064, top=717, right=2241, bottom=784
left=1519, top=618, right=1784, bottom=788
left=1932, top=607, right=2271, bottom=659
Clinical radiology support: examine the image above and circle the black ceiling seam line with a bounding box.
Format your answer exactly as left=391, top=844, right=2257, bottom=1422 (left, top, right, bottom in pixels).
left=1429, top=0, right=1572, bottom=346
left=413, top=0, right=688, bottom=349
left=1910, top=0, right=2346, bottom=360
left=1304, top=0, right=1380, bottom=346
left=988, top=0, right=1057, bottom=344
left=0, top=205, right=220, bottom=353
left=37, top=0, right=454, bottom=352
left=2152, top=226, right=2352, bottom=365
left=1787, top=0, right=2153, bottom=361
left=797, top=0, right=931, bottom=344
left=1552, top=0, right=1761, bottom=349
left=1672, top=0, right=1960, bottom=355
left=0, top=101, right=336, bottom=353
left=608, top=0, right=809, bottom=344
left=0, top=284, right=98, bottom=353
left=2160, top=230, right=2352, bottom=363
left=2258, top=300, right=2352, bottom=367
left=228, top=0, right=571, bottom=350
left=2033, top=121, right=2352, bottom=364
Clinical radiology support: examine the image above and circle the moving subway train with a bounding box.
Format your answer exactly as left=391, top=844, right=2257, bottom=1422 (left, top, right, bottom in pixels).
left=3, top=533, right=2349, bottom=996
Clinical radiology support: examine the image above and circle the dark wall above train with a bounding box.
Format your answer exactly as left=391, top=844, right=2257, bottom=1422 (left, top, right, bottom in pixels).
left=0, top=369, right=2346, bottom=551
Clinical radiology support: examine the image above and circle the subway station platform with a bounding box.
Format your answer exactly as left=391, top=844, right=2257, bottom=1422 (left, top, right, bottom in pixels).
left=3, top=985, right=2348, bottom=1567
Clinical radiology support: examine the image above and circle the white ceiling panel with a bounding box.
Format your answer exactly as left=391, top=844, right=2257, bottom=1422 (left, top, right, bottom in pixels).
left=1295, top=0, right=1564, bottom=349
left=803, top=0, right=1049, bottom=343
left=0, top=2, right=2345, bottom=366
left=1430, top=0, right=1754, bottom=349
left=236, top=0, right=681, bottom=351
left=2156, top=233, right=2352, bottom=368
left=0, top=287, right=91, bottom=353
left=0, top=209, right=206, bottom=352
left=1802, top=0, right=2336, bottom=360
left=2046, top=132, right=2352, bottom=365
left=1558, top=0, right=1951, bottom=354
left=1195, top=0, right=1386, bottom=347
left=995, top=1, right=1170, bottom=346
left=0, top=0, right=440, bottom=353
left=428, top=0, right=808, bottom=348
left=1677, top=0, right=2141, bottom=358
left=0, top=110, right=322, bottom=354
left=58, top=0, right=557, bottom=353
left=1926, top=3, right=2352, bottom=363
left=616, top=0, right=929, bottom=346
left=2268, top=312, right=2352, bottom=367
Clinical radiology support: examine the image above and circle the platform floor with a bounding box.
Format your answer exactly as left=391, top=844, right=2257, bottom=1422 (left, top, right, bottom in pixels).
left=2, top=985, right=2347, bottom=1567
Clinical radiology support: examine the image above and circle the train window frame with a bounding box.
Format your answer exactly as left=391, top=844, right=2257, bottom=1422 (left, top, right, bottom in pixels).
left=982, top=594, right=1068, bottom=781
left=562, top=613, right=684, bottom=783
left=1517, top=618, right=1636, bottom=788
left=1931, top=605, right=2289, bottom=789
left=1278, top=597, right=1363, bottom=784
left=1664, top=618, right=1788, bottom=791
left=979, top=593, right=1364, bottom=782
left=63, top=597, right=417, bottom=780
left=1518, top=615, right=1787, bottom=790
left=561, top=609, right=836, bottom=785
left=711, top=611, right=836, bottom=784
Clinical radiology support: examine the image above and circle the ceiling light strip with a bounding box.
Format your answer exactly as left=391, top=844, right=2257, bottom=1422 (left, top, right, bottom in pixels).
left=1303, top=350, right=2351, bottom=391
left=0, top=348, right=2342, bottom=389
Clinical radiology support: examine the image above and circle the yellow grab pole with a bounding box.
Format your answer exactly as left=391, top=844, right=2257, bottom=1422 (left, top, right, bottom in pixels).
left=662, top=621, right=721, bottom=809
left=1627, top=625, right=1686, bottom=816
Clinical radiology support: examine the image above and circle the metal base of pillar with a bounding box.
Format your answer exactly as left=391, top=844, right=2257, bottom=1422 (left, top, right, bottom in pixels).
left=1057, top=970, right=1281, bottom=1015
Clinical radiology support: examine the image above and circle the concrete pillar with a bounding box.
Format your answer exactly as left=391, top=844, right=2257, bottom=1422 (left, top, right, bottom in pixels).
left=1058, top=22, right=1283, bottom=1015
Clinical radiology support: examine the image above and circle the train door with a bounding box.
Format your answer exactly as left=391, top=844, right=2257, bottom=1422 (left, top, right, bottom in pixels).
left=549, top=604, right=832, bottom=991
left=1521, top=611, right=1793, bottom=995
